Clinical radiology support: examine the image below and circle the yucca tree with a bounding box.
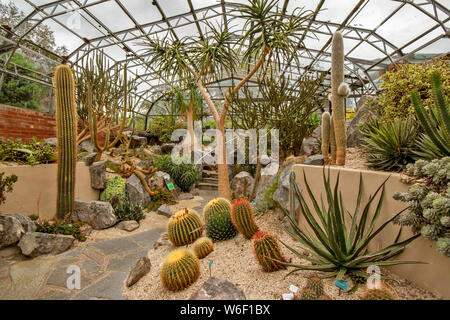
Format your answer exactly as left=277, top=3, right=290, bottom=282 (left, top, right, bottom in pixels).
left=276, top=170, right=424, bottom=282
left=140, top=0, right=313, bottom=200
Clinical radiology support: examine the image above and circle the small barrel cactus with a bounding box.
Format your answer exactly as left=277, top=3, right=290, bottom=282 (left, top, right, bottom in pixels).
left=192, top=237, right=214, bottom=259
left=300, top=288, right=317, bottom=300
left=306, top=275, right=324, bottom=296
left=203, top=197, right=231, bottom=222
left=206, top=210, right=238, bottom=242
left=231, top=198, right=259, bottom=239
left=361, top=287, right=395, bottom=300
left=251, top=230, right=286, bottom=272
left=160, top=248, right=200, bottom=291
left=167, top=208, right=203, bottom=246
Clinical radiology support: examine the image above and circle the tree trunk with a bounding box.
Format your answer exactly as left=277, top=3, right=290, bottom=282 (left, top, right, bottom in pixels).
left=217, top=120, right=232, bottom=200
left=187, top=102, right=195, bottom=154
left=250, top=155, right=262, bottom=201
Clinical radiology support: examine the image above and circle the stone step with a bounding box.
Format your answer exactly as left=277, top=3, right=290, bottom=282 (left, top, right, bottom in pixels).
left=202, top=177, right=218, bottom=184
left=197, top=182, right=218, bottom=190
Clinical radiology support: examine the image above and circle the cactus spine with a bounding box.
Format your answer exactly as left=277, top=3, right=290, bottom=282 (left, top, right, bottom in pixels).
left=300, top=288, right=317, bottom=300
left=306, top=275, right=324, bottom=296
left=167, top=208, right=204, bottom=246
left=231, top=198, right=259, bottom=239
left=331, top=31, right=349, bottom=166
left=192, top=237, right=214, bottom=259
left=206, top=211, right=238, bottom=242
left=251, top=230, right=286, bottom=272
left=203, top=197, right=231, bottom=222
left=321, top=112, right=331, bottom=164
left=53, top=65, right=77, bottom=221
left=160, top=248, right=200, bottom=291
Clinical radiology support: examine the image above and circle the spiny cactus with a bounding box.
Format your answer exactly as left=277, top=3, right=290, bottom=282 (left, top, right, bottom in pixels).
left=160, top=248, right=200, bottom=291
left=361, top=287, right=395, bottom=300
left=206, top=210, right=238, bottom=242
left=321, top=112, right=331, bottom=164
left=331, top=31, right=350, bottom=166
left=251, top=230, right=286, bottom=272
left=53, top=65, right=77, bottom=221
left=231, top=198, right=259, bottom=239
left=330, top=116, right=337, bottom=165
left=167, top=208, right=203, bottom=246
left=319, top=294, right=332, bottom=300
left=306, top=275, right=324, bottom=296
left=300, top=288, right=318, bottom=300
left=203, top=197, right=231, bottom=222
left=192, top=237, right=214, bottom=259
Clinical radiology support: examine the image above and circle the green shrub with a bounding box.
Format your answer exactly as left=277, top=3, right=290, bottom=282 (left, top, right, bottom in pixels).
left=0, top=138, right=56, bottom=165
left=147, top=188, right=176, bottom=211
left=114, top=199, right=146, bottom=222
left=379, top=58, right=449, bottom=122
left=153, top=155, right=199, bottom=192
left=100, top=176, right=127, bottom=206
left=0, top=172, right=18, bottom=205
left=35, top=220, right=87, bottom=242
left=146, top=117, right=186, bottom=144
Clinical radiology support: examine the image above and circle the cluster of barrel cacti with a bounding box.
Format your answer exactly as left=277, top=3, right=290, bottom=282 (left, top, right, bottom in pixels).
left=160, top=248, right=200, bottom=291
left=230, top=198, right=259, bottom=239
left=192, top=237, right=214, bottom=259
left=53, top=65, right=78, bottom=222
left=204, top=198, right=237, bottom=242
left=167, top=208, right=204, bottom=246
left=251, top=230, right=286, bottom=272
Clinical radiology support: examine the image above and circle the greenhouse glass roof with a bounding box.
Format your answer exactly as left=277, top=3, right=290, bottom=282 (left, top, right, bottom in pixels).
left=1, top=0, right=449, bottom=108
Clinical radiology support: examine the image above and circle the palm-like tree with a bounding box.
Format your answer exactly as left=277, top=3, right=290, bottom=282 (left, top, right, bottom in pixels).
left=140, top=0, right=313, bottom=200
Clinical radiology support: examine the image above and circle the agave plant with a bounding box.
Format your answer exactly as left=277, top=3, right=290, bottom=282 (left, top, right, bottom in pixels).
left=277, top=170, right=424, bottom=282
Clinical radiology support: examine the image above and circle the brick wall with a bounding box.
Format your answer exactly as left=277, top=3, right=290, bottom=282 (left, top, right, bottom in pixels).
left=0, top=105, right=56, bottom=143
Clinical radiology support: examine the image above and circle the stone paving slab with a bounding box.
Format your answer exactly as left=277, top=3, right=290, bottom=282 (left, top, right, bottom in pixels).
left=129, top=228, right=165, bottom=249
left=72, top=272, right=128, bottom=300
left=107, top=250, right=148, bottom=272
left=91, top=237, right=139, bottom=255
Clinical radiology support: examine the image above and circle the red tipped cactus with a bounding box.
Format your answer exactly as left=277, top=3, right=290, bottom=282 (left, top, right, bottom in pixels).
left=230, top=198, right=259, bottom=239
left=252, top=230, right=287, bottom=272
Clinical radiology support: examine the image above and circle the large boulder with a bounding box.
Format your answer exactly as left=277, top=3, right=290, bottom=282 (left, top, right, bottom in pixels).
left=73, top=199, right=117, bottom=229
left=157, top=204, right=172, bottom=218
left=90, top=161, right=107, bottom=190
left=81, top=153, right=97, bottom=166
left=272, top=164, right=295, bottom=212
left=190, top=277, right=246, bottom=300
left=0, top=215, right=25, bottom=249
left=304, top=154, right=324, bottom=166
left=18, top=232, right=74, bottom=257
left=126, top=174, right=151, bottom=208
left=130, top=135, right=147, bottom=149
left=149, top=171, right=169, bottom=190
left=300, top=136, right=318, bottom=156
left=126, top=257, right=151, bottom=287
left=78, top=139, right=96, bottom=154
left=347, top=96, right=380, bottom=147
left=231, top=171, right=254, bottom=199
left=161, top=143, right=175, bottom=155
left=3, top=213, right=36, bottom=232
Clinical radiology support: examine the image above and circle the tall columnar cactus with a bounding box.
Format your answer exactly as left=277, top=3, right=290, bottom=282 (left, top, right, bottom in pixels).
left=330, top=116, right=337, bottom=165
left=206, top=210, right=238, bottom=242
left=53, top=65, right=77, bottom=221
left=192, top=237, right=214, bottom=259
left=203, top=197, right=231, bottom=222
left=251, top=230, right=286, bottom=272
left=160, top=248, right=200, bottom=291
left=331, top=31, right=350, bottom=166
left=167, top=208, right=204, bottom=246
left=231, top=198, right=259, bottom=239
left=321, top=112, right=331, bottom=164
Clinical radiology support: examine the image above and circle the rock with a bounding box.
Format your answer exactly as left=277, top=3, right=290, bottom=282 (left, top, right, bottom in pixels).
left=304, top=154, right=324, bottom=166
left=18, top=232, right=74, bottom=257
left=149, top=171, right=169, bottom=190
left=152, top=145, right=162, bottom=154
left=190, top=277, right=246, bottom=300
left=90, top=161, right=107, bottom=190
left=347, top=96, right=380, bottom=147
left=273, top=164, right=296, bottom=212
left=126, top=174, right=151, bottom=208
left=312, top=125, right=321, bottom=139
left=178, top=193, right=194, bottom=200
left=126, top=257, right=151, bottom=287
left=300, top=136, right=318, bottom=156
left=43, top=137, right=57, bottom=147
left=78, top=140, right=96, bottom=154
left=255, top=172, right=277, bottom=196
left=157, top=204, right=172, bottom=218
left=260, top=154, right=271, bottom=166
left=73, top=199, right=117, bottom=230
left=0, top=215, right=25, bottom=249
left=79, top=224, right=92, bottom=237
left=153, top=232, right=169, bottom=250
left=231, top=171, right=254, bottom=198
left=130, top=135, right=147, bottom=149
left=81, top=153, right=97, bottom=166
left=117, top=220, right=140, bottom=232
left=161, top=143, right=175, bottom=154
left=191, top=188, right=200, bottom=196
left=3, top=214, right=36, bottom=232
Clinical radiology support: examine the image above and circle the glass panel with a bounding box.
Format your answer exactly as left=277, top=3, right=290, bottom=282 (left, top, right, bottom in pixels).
left=316, top=0, right=362, bottom=24
left=86, top=1, right=135, bottom=33
left=158, top=0, right=191, bottom=17
left=121, top=0, right=162, bottom=25
left=350, top=0, right=401, bottom=29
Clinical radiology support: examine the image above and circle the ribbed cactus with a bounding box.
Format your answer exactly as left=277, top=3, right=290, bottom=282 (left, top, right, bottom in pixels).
left=231, top=198, right=259, bottom=239
left=321, top=112, right=331, bottom=164
left=160, top=248, right=200, bottom=291
left=251, top=230, right=286, bottom=272
left=306, top=275, right=324, bottom=296
left=53, top=65, right=77, bottom=221
left=167, top=208, right=203, bottom=246
left=300, top=288, right=317, bottom=300
left=192, top=237, right=214, bottom=259
left=331, top=31, right=350, bottom=166
left=362, top=287, right=395, bottom=300
left=206, top=210, right=238, bottom=242
left=203, top=197, right=231, bottom=222
left=411, top=72, right=450, bottom=158
left=330, top=116, right=337, bottom=165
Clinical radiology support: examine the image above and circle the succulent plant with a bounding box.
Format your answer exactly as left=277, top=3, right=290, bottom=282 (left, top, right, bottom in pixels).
left=167, top=208, right=204, bottom=246
left=361, top=287, right=395, bottom=300
left=231, top=198, right=259, bottom=239
left=160, top=248, right=200, bottom=291
left=192, top=237, right=214, bottom=259
left=321, top=112, right=331, bottom=164
left=330, top=116, right=337, bottom=165
left=53, top=65, right=77, bottom=221
left=306, top=275, right=324, bottom=296
left=300, top=288, right=318, bottom=300
left=203, top=197, right=231, bottom=222
left=100, top=176, right=127, bottom=206
left=252, top=230, right=286, bottom=272
left=205, top=210, right=238, bottom=242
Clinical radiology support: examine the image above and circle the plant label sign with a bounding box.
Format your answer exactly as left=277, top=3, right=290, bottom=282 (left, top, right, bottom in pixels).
left=334, top=279, right=349, bottom=291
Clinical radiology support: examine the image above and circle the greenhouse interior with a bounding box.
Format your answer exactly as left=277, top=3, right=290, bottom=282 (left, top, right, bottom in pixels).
left=0, top=0, right=449, bottom=303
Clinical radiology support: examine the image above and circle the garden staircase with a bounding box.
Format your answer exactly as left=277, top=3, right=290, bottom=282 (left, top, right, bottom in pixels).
left=198, top=166, right=218, bottom=191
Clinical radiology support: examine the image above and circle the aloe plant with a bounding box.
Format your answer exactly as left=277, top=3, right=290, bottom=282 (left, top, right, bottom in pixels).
left=277, top=170, right=424, bottom=281
left=411, top=72, right=450, bottom=159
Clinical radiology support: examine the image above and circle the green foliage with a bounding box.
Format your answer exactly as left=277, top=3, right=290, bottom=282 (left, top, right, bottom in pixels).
left=251, top=230, right=286, bottom=272
left=147, top=188, right=176, bottom=211
left=146, top=116, right=187, bottom=144
left=280, top=170, right=423, bottom=281
left=231, top=198, right=259, bottom=239
left=192, top=237, right=214, bottom=259
left=393, top=157, right=449, bottom=257
left=160, top=248, right=200, bottom=291
left=153, top=155, right=199, bottom=192
left=167, top=208, right=204, bottom=246
left=100, top=176, right=126, bottom=206
left=360, top=118, right=420, bottom=172
left=35, top=220, right=87, bottom=242
left=0, top=172, right=17, bottom=205
left=205, top=211, right=238, bottom=242
left=411, top=72, right=450, bottom=159
left=379, top=58, right=449, bottom=122
left=0, top=138, right=56, bottom=165
left=114, top=199, right=145, bottom=223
